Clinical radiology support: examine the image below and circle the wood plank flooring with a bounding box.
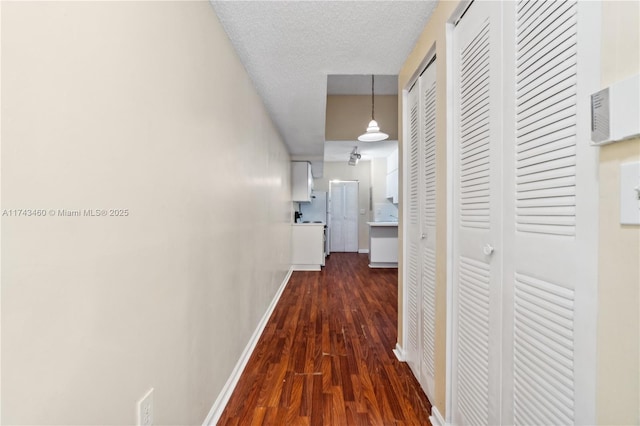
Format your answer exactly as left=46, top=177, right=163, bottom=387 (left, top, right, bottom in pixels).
left=218, top=253, right=432, bottom=425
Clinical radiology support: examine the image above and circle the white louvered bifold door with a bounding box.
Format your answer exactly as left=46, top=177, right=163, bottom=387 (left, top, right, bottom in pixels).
left=451, top=2, right=503, bottom=425
left=501, top=1, right=599, bottom=424
left=418, top=61, right=437, bottom=401
left=405, top=83, right=422, bottom=378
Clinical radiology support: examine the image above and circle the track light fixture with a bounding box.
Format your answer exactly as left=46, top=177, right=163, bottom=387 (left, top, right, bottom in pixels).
left=348, top=146, right=361, bottom=166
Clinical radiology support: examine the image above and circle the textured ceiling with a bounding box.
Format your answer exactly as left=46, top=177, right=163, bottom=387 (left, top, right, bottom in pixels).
left=327, top=75, right=398, bottom=95
left=210, top=1, right=437, bottom=159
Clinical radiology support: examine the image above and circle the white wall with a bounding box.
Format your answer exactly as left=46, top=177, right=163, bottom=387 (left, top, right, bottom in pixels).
left=1, top=2, right=291, bottom=424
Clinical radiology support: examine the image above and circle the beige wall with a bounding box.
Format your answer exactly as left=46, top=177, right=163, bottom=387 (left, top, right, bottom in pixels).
left=1, top=2, right=291, bottom=424
left=597, top=2, right=640, bottom=425
left=314, top=161, right=371, bottom=251
left=398, top=0, right=461, bottom=415
left=325, top=95, right=398, bottom=141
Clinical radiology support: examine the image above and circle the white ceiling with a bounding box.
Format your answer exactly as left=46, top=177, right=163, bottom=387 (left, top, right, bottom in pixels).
left=210, top=0, right=437, bottom=161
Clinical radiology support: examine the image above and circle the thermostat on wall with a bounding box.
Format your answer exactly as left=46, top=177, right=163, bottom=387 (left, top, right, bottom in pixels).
left=591, top=74, right=640, bottom=145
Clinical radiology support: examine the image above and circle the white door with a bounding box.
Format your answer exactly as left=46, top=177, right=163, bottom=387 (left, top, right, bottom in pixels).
left=451, top=2, right=503, bottom=425
left=403, top=57, right=438, bottom=402
left=448, top=1, right=600, bottom=425
left=405, top=81, right=421, bottom=379
left=501, top=1, right=599, bottom=424
left=419, top=61, right=437, bottom=400
left=329, top=181, right=358, bottom=252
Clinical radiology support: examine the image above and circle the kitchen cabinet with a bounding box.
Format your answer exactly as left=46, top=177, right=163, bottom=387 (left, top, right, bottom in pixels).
left=291, top=224, right=324, bottom=270
left=387, top=147, right=398, bottom=173
left=291, top=161, right=313, bottom=202
left=385, top=169, right=398, bottom=203
left=367, top=222, right=398, bottom=268
left=386, top=148, right=399, bottom=203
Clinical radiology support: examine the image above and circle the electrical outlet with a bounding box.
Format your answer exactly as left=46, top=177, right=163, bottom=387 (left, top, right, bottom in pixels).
left=137, top=388, right=154, bottom=426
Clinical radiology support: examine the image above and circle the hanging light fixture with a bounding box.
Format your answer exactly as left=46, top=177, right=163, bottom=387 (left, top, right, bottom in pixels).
left=358, top=75, right=389, bottom=142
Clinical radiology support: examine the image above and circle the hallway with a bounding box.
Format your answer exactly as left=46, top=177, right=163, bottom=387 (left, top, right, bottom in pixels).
left=218, top=253, right=432, bottom=425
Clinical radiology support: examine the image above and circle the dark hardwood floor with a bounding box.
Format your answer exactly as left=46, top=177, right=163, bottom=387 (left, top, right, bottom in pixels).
left=218, top=253, right=432, bottom=425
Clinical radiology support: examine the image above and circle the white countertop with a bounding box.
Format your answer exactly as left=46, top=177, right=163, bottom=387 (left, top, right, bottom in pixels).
left=367, top=221, right=399, bottom=227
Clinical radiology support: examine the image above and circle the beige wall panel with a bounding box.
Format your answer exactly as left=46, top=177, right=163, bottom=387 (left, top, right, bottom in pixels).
left=326, top=95, right=398, bottom=141
left=1, top=2, right=291, bottom=424
left=597, top=2, right=640, bottom=425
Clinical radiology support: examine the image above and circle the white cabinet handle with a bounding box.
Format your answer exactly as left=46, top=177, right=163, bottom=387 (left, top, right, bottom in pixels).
left=421, top=233, right=426, bottom=239
left=483, top=244, right=494, bottom=256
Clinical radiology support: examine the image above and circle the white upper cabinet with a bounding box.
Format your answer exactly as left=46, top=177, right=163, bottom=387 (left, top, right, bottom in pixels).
left=386, top=147, right=399, bottom=203
left=387, top=147, right=399, bottom=173
left=292, top=161, right=313, bottom=202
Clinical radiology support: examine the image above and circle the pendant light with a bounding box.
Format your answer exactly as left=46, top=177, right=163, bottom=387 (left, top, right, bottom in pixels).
left=358, top=75, right=389, bottom=142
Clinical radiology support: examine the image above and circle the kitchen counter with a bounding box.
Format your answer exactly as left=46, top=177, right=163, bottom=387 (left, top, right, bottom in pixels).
left=367, top=222, right=398, bottom=268
left=291, top=223, right=325, bottom=271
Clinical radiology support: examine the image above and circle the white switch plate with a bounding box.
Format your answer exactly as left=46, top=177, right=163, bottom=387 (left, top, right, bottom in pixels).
left=137, top=388, right=154, bottom=426
left=620, top=161, right=640, bottom=225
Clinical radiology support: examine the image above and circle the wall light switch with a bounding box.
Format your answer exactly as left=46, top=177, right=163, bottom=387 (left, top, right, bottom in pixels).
left=620, top=161, right=640, bottom=225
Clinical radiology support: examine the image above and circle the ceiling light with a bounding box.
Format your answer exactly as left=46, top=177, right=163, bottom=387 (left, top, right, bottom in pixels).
left=358, top=75, right=389, bottom=142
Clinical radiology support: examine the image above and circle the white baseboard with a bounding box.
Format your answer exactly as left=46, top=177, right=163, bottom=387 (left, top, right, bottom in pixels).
left=202, top=267, right=294, bottom=426
left=292, top=264, right=321, bottom=271
left=429, top=405, right=446, bottom=426
left=393, top=342, right=406, bottom=361
left=358, top=248, right=369, bottom=254
left=369, top=262, right=398, bottom=268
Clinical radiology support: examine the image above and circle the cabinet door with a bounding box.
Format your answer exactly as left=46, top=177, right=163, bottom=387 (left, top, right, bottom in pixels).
left=291, top=226, right=323, bottom=267
left=292, top=162, right=312, bottom=202
left=386, top=169, right=398, bottom=202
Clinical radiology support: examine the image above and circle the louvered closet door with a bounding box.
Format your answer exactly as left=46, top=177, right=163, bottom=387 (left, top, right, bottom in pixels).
left=405, top=83, right=421, bottom=378
left=418, top=62, right=437, bottom=400
left=451, top=2, right=503, bottom=425
left=502, top=1, right=599, bottom=424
